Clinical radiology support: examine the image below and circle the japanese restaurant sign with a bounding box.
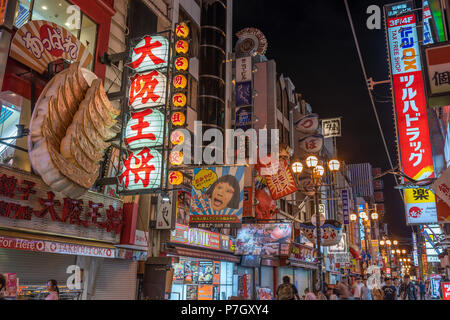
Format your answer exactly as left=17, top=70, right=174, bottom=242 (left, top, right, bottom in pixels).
left=9, top=20, right=93, bottom=74
left=386, top=13, right=438, bottom=224
left=0, top=165, right=122, bottom=243
left=119, top=32, right=171, bottom=194
left=321, top=118, right=342, bottom=138
left=289, top=243, right=317, bottom=265
left=169, top=224, right=234, bottom=253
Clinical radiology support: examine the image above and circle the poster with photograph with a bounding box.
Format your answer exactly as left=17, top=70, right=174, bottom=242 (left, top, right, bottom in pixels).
left=186, top=285, right=198, bottom=300
left=235, top=223, right=292, bottom=257
left=190, top=166, right=245, bottom=228
left=176, top=190, right=191, bottom=225
left=183, top=261, right=198, bottom=284
left=198, top=261, right=214, bottom=284
left=172, top=263, right=184, bottom=282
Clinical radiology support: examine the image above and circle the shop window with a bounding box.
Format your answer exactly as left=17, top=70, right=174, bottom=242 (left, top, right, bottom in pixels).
left=14, top=0, right=98, bottom=71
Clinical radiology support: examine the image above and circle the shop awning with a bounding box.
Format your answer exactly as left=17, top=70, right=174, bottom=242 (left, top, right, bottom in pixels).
left=167, top=245, right=241, bottom=263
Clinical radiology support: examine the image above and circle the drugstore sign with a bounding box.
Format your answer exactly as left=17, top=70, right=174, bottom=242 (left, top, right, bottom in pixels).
left=387, top=13, right=438, bottom=224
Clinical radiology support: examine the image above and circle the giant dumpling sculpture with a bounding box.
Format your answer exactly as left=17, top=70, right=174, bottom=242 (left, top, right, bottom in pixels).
left=28, top=63, right=120, bottom=198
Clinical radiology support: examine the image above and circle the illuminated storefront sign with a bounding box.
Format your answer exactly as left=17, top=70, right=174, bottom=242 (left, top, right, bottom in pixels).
left=128, top=35, right=169, bottom=73
left=386, top=13, right=438, bottom=224
left=124, top=108, right=165, bottom=149
left=128, top=71, right=167, bottom=110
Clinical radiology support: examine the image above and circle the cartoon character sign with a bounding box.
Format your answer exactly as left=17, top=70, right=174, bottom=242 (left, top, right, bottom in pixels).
left=189, top=166, right=245, bottom=226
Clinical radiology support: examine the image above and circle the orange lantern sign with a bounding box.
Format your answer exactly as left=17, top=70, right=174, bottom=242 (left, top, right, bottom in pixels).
left=176, top=40, right=189, bottom=54
left=170, top=130, right=185, bottom=145
left=175, top=57, right=189, bottom=71
left=170, top=151, right=184, bottom=166
left=171, top=112, right=186, bottom=126
left=173, top=74, right=187, bottom=89
left=172, top=93, right=187, bottom=108
left=175, top=22, right=190, bottom=39
left=169, top=171, right=183, bottom=185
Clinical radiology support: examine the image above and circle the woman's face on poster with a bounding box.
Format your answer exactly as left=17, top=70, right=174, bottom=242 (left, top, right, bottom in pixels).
left=210, top=182, right=235, bottom=211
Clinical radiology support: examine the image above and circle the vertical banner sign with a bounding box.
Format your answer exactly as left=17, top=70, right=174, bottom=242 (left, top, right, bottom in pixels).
left=236, top=57, right=252, bottom=83
left=189, top=166, right=245, bottom=228
left=442, top=282, right=450, bottom=300
left=423, top=1, right=434, bottom=45
left=169, top=22, right=191, bottom=186
left=235, top=56, right=253, bottom=128
left=118, top=33, right=170, bottom=194
left=342, top=189, right=349, bottom=225
left=386, top=13, right=438, bottom=224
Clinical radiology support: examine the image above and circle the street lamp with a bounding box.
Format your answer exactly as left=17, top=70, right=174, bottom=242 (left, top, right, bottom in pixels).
left=380, top=240, right=385, bottom=246
left=359, top=211, right=368, bottom=221
left=386, top=240, right=392, bottom=246
left=371, top=212, right=379, bottom=220
left=291, top=161, right=303, bottom=174
left=393, top=240, right=398, bottom=246
left=350, top=213, right=358, bottom=221
left=328, top=159, right=340, bottom=172
left=306, top=155, right=319, bottom=168
left=402, top=249, right=406, bottom=255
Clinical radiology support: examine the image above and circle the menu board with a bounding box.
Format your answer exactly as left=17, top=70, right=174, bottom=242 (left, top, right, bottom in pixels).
left=183, top=261, right=199, bottom=284
left=198, top=261, right=214, bottom=284
left=186, top=285, right=198, bottom=300
left=235, top=223, right=292, bottom=257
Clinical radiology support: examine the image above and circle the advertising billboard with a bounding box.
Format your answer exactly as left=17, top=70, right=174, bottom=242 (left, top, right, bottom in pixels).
left=189, top=166, right=245, bottom=228
left=386, top=12, right=438, bottom=224
left=235, top=223, right=292, bottom=257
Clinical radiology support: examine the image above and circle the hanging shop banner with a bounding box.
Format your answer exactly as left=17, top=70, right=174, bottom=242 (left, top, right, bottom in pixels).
left=9, top=20, right=93, bottom=74
left=321, top=118, right=342, bottom=138
left=342, top=189, right=350, bottom=225
left=156, top=192, right=176, bottom=230
left=289, top=242, right=318, bottom=264
left=431, top=167, right=450, bottom=215
left=299, top=220, right=343, bottom=246
left=235, top=223, right=292, bottom=257
left=236, top=56, right=252, bottom=83
left=190, top=166, right=245, bottom=228
left=236, top=81, right=252, bottom=107
left=0, top=165, right=122, bottom=243
left=424, top=42, right=450, bottom=107
left=242, top=187, right=253, bottom=218
left=235, top=106, right=252, bottom=130
left=386, top=13, right=438, bottom=224
left=298, top=134, right=324, bottom=154
left=265, top=159, right=298, bottom=200
left=28, top=63, right=118, bottom=198
left=423, top=1, right=434, bottom=45
left=169, top=224, right=234, bottom=253
left=294, top=113, right=319, bottom=134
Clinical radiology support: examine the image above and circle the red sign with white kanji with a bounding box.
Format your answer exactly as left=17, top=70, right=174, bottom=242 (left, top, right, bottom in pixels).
left=265, top=160, right=298, bottom=200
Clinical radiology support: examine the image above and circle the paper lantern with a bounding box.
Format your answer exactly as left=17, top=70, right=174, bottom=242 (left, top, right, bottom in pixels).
left=175, top=40, right=189, bottom=54
left=119, top=147, right=162, bottom=190
left=170, top=130, right=185, bottom=146
left=171, top=112, right=186, bottom=126
left=129, top=70, right=167, bottom=110
left=129, top=35, right=169, bottom=73
left=175, top=57, right=189, bottom=71
left=170, top=151, right=184, bottom=166
left=175, top=22, right=190, bottom=39
left=172, top=93, right=187, bottom=108
left=125, top=108, right=165, bottom=149
left=169, top=171, right=183, bottom=185
left=173, top=74, right=187, bottom=89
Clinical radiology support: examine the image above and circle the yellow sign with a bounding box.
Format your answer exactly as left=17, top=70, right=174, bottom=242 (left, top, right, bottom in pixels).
left=169, top=171, right=183, bottom=185
left=193, top=169, right=217, bottom=191
left=170, top=151, right=184, bottom=166
left=172, top=93, right=187, bottom=108
left=175, top=22, right=190, bottom=39
left=176, top=40, right=189, bottom=54
left=173, top=74, right=187, bottom=89
left=171, top=112, right=186, bottom=126
left=175, top=57, right=189, bottom=71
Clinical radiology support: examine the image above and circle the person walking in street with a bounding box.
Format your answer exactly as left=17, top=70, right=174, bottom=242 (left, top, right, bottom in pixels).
left=276, top=276, right=300, bottom=300
left=393, top=278, right=401, bottom=300
left=419, top=281, right=426, bottom=300
left=326, top=288, right=338, bottom=300
left=399, top=275, right=417, bottom=300
left=45, top=279, right=60, bottom=300
left=360, top=278, right=370, bottom=300
left=381, top=278, right=397, bottom=300
left=337, top=277, right=351, bottom=300
left=304, top=288, right=317, bottom=300
left=352, top=277, right=363, bottom=300
left=315, top=289, right=327, bottom=300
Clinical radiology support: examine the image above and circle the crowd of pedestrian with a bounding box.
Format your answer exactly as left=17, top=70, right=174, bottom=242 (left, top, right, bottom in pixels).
left=275, top=274, right=432, bottom=300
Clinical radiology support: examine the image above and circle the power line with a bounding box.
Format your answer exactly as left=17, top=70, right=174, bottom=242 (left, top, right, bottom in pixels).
left=343, top=0, right=405, bottom=206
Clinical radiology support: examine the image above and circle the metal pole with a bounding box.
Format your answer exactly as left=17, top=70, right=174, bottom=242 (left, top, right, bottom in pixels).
left=315, top=186, right=323, bottom=293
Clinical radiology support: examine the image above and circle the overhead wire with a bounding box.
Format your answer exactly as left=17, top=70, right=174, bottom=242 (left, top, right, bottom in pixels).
left=343, top=0, right=406, bottom=206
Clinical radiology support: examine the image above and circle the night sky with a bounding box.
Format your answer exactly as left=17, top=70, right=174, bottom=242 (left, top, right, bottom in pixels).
left=233, top=0, right=423, bottom=239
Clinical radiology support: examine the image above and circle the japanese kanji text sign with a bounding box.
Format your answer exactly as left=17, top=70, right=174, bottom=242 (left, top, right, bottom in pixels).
left=9, top=20, right=93, bottom=74
left=424, top=42, right=450, bottom=107
left=128, top=35, right=169, bottom=73
left=432, top=167, right=450, bottom=222
left=236, top=57, right=252, bottom=83
left=298, top=134, right=324, bottom=154
left=387, top=13, right=438, bottom=224
left=322, top=118, right=342, bottom=138
left=265, top=159, right=298, bottom=200
left=0, top=165, right=122, bottom=243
